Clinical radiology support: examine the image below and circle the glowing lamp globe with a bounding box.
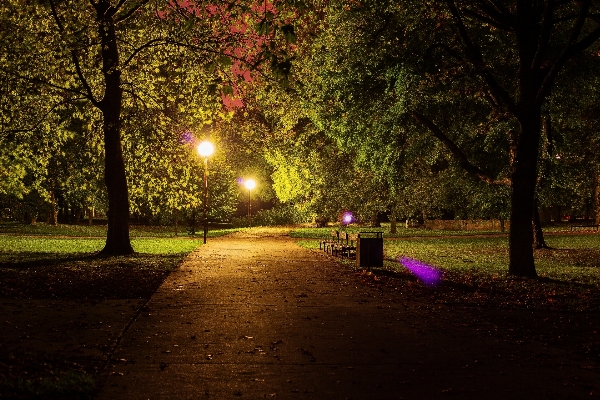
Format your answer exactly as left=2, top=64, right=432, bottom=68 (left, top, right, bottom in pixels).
left=342, top=212, right=353, bottom=224
left=197, top=141, right=214, bottom=158
left=245, top=179, right=256, bottom=190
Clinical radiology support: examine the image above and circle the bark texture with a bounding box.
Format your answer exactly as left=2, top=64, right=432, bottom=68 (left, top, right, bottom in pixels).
left=96, top=0, right=133, bottom=255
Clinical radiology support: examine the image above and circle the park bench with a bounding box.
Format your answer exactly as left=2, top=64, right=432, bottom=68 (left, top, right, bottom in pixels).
left=570, top=224, right=599, bottom=231
left=320, top=230, right=339, bottom=253
left=340, top=233, right=358, bottom=258
left=324, top=232, right=358, bottom=259
left=329, top=231, right=347, bottom=256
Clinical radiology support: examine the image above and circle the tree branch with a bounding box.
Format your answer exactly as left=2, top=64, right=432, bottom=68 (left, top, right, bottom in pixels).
left=539, top=1, right=600, bottom=101
left=115, top=0, right=128, bottom=10
left=531, top=1, right=555, bottom=72
left=2, top=68, right=91, bottom=100
left=71, top=50, right=101, bottom=107
left=48, top=0, right=65, bottom=32
left=565, top=0, right=591, bottom=48
left=115, top=0, right=151, bottom=23
left=48, top=0, right=99, bottom=106
left=410, top=111, right=510, bottom=185
left=481, top=0, right=514, bottom=19
left=462, top=8, right=512, bottom=31
left=1, top=97, right=87, bottom=136
left=445, top=0, right=517, bottom=114
left=122, top=38, right=168, bottom=67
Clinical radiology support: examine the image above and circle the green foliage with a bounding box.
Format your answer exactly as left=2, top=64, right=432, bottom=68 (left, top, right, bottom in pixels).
left=1, top=0, right=288, bottom=231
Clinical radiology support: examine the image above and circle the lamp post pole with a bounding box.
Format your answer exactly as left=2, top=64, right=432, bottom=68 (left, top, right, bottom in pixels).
left=197, top=141, right=214, bottom=244
left=203, top=157, right=208, bottom=243
left=248, top=187, right=252, bottom=227
left=244, top=179, right=256, bottom=228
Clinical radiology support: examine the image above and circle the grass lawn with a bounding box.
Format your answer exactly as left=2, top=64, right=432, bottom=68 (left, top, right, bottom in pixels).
left=0, top=220, right=233, bottom=238
left=1, top=224, right=599, bottom=398
left=289, top=222, right=571, bottom=239
left=0, top=223, right=237, bottom=399
left=290, top=225, right=506, bottom=238
left=0, top=224, right=236, bottom=299
left=296, top=228, right=600, bottom=312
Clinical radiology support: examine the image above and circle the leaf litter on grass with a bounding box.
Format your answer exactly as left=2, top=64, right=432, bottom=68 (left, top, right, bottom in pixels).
left=379, top=234, right=600, bottom=312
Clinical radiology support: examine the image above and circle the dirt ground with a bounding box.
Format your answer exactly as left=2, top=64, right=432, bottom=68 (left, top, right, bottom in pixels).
left=2, top=228, right=599, bottom=399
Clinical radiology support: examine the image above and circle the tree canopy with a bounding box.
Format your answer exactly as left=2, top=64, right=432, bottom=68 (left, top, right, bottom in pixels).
left=2, top=0, right=600, bottom=277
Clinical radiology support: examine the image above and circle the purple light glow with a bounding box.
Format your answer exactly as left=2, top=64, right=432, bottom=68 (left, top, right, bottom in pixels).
left=399, top=257, right=443, bottom=286
left=342, top=212, right=353, bottom=224
left=180, top=130, right=193, bottom=144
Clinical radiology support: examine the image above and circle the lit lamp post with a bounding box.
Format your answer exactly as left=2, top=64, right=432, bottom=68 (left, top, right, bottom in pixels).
left=244, top=179, right=256, bottom=227
left=197, top=141, right=214, bottom=244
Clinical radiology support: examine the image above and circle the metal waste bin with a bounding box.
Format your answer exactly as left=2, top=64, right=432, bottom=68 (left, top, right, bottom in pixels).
left=356, top=231, right=383, bottom=270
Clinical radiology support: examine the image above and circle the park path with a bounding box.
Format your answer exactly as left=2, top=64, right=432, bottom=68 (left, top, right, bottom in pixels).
left=97, top=230, right=599, bottom=399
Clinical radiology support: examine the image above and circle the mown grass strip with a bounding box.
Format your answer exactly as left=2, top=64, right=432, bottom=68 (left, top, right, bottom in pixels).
left=289, top=223, right=572, bottom=239
left=0, top=237, right=204, bottom=255
left=290, top=226, right=507, bottom=239
left=298, top=232, right=600, bottom=311
left=0, top=222, right=238, bottom=238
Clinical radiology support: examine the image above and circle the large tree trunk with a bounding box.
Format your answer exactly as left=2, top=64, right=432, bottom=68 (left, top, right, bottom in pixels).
left=97, top=1, right=133, bottom=255
left=532, top=197, right=547, bottom=249
left=508, top=108, right=540, bottom=277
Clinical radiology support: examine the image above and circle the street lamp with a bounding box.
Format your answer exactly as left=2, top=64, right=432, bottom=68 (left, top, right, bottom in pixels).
left=244, top=179, right=256, bottom=227
left=197, top=141, right=214, bottom=244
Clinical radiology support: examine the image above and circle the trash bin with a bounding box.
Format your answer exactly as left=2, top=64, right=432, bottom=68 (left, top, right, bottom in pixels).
left=356, top=231, right=383, bottom=270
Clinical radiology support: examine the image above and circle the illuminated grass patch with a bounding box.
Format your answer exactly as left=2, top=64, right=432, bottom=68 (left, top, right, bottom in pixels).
left=299, top=233, right=600, bottom=311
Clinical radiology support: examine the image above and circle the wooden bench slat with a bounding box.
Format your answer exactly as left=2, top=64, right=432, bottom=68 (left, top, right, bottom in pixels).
left=340, top=233, right=358, bottom=258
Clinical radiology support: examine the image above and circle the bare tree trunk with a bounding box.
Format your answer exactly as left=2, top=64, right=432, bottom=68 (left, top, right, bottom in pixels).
left=96, top=0, right=133, bottom=255
left=532, top=197, right=548, bottom=249
left=371, top=212, right=381, bottom=227
left=508, top=107, right=540, bottom=278
left=390, top=215, right=397, bottom=234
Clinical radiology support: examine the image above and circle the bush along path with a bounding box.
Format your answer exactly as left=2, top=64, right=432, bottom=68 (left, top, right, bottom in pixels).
left=97, top=230, right=599, bottom=399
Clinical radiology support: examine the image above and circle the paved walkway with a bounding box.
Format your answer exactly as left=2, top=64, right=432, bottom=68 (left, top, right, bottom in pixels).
left=97, top=231, right=599, bottom=399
